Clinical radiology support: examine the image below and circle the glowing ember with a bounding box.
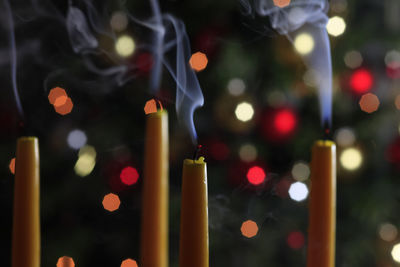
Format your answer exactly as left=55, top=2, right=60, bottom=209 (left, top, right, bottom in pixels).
left=54, top=97, right=74, bottom=115
left=9, top=157, right=15, bottom=174
left=273, top=0, right=290, bottom=8
left=102, top=193, right=121, bottom=212
left=48, top=87, right=67, bottom=105
left=144, top=99, right=163, bottom=114
left=120, top=166, right=139, bottom=185
left=350, top=69, right=373, bottom=94
left=246, top=166, right=266, bottom=185
left=240, top=220, right=259, bottom=238
left=56, top=256, right=75, bottom=267
left=189, top=52, right=208, bottom=72
left=121, top=258, right=138, bottom=267
left=359, top=93, right=380, bottom=113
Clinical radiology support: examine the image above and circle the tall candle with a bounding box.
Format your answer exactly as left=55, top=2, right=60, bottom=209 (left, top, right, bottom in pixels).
left=140, top=109, right=169, bottom=267
left=307, top=140, right=336, bottom=267
left=12, top=137, right=40, bottom=267
left=179, top=157, right=208, bottom=267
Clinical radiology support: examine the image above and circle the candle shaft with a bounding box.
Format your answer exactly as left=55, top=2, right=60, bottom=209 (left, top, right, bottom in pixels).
left=307, top=140, right=336, bottom=267
left=140, top=110, right=169, bottom=267
left=179, top=157, right=208, bottom=267
left=12, top=137, right=40, bottom=267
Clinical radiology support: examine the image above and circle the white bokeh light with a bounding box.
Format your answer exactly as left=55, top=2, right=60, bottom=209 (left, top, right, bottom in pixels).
left=239, top=143, right=257, bottom=162
left=115, top=35, right=135, bottom=57
left=326, top=16, right=346, bottom=37
left=74, top=145, right=96, bottom=177
left=340, top=148, right=362, bottom=171
left=291, top=162, right=310, bottom=181
left=67, top=129, right=87, bottom=149
left=227, top=78, right=246, bottom=96
left=235, top=102, right=254, bottom=122
left=288, top=182, right=309, bottom=202
left=335, top=127, right=356, bottom=147
left=392, top=243, right=400, bottom=263
left=110, top=11, right=128, bottom=32
left=294, top=33, right=314, bottom=55
left=344, top=50, right=363, bottom=69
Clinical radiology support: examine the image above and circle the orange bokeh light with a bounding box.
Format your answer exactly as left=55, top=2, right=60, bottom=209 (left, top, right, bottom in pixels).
left=144, top=99, right=163, bottom=114
left=56, top=256, right=75, bottom=267
left=102, top=193, right=121, bottom=212
left=189, top=52, right=208, bottom=72
left=54, top=95, right=68, bottom=107
left=273, top=0, right=291, bottom=8
left=241, top=220, right=259, bottom=238
left=48, top=87, right=67, bottom=105
left=54, top=97, right=74, bottom=115
left=9, top=157, right=15, bottom=174
left=359, top=93, right=380, bottom=113
left=395, top=95, right=400, bottom=110
left=121, top=258, right=138, bottom=267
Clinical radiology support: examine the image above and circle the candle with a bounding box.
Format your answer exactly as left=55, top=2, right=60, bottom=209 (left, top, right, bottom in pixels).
left=140, top=108, right=169, bottom=267
left=179, top=157, right=208, bottom=267
left=12, top=137, right=40, bottom=267
left=307, top=140, right=336, bottom=267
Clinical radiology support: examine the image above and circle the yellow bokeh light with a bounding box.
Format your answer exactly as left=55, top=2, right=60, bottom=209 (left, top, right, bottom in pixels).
left=74, top=145, right=96, bottom=177
left=326, top=16, right=346, bottom=37
left=235, top=102, right=254, bottom=122
left=241, top=220, right=258, bottom=238
left=392, top=243, right=400, bottom=263
left=116, top=35, right=135, bottom=57
left=340, top=148, right=362, bottom=171
left=294, top=33, right=314, bottom=55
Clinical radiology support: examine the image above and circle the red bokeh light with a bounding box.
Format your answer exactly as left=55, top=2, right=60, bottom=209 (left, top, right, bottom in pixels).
left=260, top=107, right=298, bottom=142
left=350, top=69, right=373, bottom=94
left=287, top=231, right=305, bottom=250
left=120, top=166, right=139, bottom=185
left=246, top=166, right=266, bottom=185
left=274, top=110, right=297, bottom=135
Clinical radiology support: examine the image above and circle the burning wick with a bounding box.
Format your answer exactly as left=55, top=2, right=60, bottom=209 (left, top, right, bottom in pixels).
left=323, top=121, right=332, bottom=140
left=192, top=144, right=203, bottom=161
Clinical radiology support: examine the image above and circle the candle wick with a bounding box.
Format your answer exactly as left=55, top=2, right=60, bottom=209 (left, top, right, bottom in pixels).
left=323, top=121, right=331, bottom=140
left=192, top=144, right=202, bottom=161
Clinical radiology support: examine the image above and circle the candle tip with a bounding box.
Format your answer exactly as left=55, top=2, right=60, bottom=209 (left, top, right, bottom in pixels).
left=192, top=144, right=203, bottom=161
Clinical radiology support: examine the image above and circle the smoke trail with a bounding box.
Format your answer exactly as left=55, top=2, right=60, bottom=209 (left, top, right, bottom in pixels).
left=2, top=0, right=24, bottom=121
left=240, top=0, right=332, bottom=126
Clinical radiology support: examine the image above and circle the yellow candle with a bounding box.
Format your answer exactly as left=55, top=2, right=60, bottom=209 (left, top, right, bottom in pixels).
left=140, top=109, right=169, bottom=267
left=12, top=137, right=40, bottom=267
left=179, top=157, right=208, bottom=267
left=307, top=140, right=336, bottom=267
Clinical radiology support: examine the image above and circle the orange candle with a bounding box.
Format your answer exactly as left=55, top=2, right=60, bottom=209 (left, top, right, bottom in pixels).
left=12, top=137, right=40, bottom=267
left=179, top=157, right=208, bottom=267
left=140, top=108, right=169, bottom=267
left=307, top=140, right=336, bottom=267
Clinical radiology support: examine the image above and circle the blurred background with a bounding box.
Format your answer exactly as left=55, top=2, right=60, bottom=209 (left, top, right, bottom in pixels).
left=1, top=0, right=400, bottom=266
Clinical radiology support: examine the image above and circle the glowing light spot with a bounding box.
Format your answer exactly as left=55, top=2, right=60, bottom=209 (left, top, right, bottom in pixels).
left=120, top=166, right=139, bottom=185
left=340, top=147, right=362, bottom=171
left=54, top=97, right=74, bottom=115
left=291, top=162, right=310, bottom=181
left=110, top=11, right=128, bottom=32
left=385, top=50, right=400, bottom=68
left=121, top=258, right=138, bottom=267
left=294, top=33, right=314, bottom=55
left=48, top=87, right=67, bottom=105
left=115, top=35, right=135, bottom=57
left=344, top=50, right=363, bottom=69
left=359, top=93, right=380, bottom=113
left=67, top=129, right=87, bottom=150
left=335, top=127, right=356, bottom=147
left=379, top=223, right=398, bottom=242
left=331, top=0, right=348, bottom=13
left=9, top=157, right=15, bottom=174
left=392, top=243, right=400, bottom=263
left=240, top=220, right=258, bottom=238
left=274, top=110, right=296, bottom=134
left=235, top=102, right=254, bottom=122
left=74, top=145, right=96, bottom=177
left=395, top=95, right=400, bottom=110
left=189, top=52, right=208, bottom=72
left=350, top=69, right=373, bottom=94
left=239, top=143, right=257, bottom=162
left=247, top=166, right=266, bottom=185
left=273, top=0, right=290, bottom=8
left=303, top=69, right=322, bottom=88
left=102, top=193, right=121, bottom=212
left=288, top=182, right=308, bottom=202
left=54, top=95, right=68, bottom=107
left=287, top=231, right=305, bottom=250
left=56, top=256, right=75, bottom=267
left=227, top=78, right=246, bottom=96
left=288, top=8, right=306, bottom=26
left=144, top=99, right=163, bottom=115
left=326, top=16, right=346, bottom=37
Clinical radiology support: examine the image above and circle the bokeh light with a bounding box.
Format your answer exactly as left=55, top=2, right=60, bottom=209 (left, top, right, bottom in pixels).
left=273, top=0, right=290, bottom=8
left=227, top=78, right=246, bottom=96
left=395, top=95, right=400, bottom=110
left=189, top=52, right=208, bottom=72
left=110, top=11, right=128, bottom=32
left=102, top=193, right=121, bottom=212
left=246, top=166, right=266, bottom=185
left=379, top=223, right=398, bottom=242
left=288, top=182, right=308, bottom=202
left=392, top=243, right=400, bottom=263
left=385, top=50, right=400, bottom=68
left=67, top=129, right=87, bottom=150
left=239, top=143, right=257, bottom=162
left=274, top=109, right=297, bottom=135
left=344, top=50, right=363, bottom=69
left=9, top=157, right=15, bottom=174
left=326, top=16, right=346, bottom=37
left=331, top=0, right=348, bottom=13
left=240, top=220, right=259, bottom=238
left=287, top=231, right=305, bottom=250
left=121, top=258, right=138, bottom=267
left=56, top=256, right=75, bottom=267
left=359, top=93, right=380, bottom=113
left=335, top=127, right=356, bottom=147
left=288, top=7, right=306, bottom=26
left=74, top=145, right=96, bottom=177
left=48, top=87, right=67, bottom=105
left=115, top=35, right=135, bottom=57
left=294, top=33, right=314, bottom=55
left=350, top=69, right=373, bottom=94
left=144, top=99, right=163, bottom=114
left=235, top=102, right=254, bottom=122
left=291, top=161, right=310, bottom=181
left=54, top=97, right=74, bottom=115
left=120, top=166, right=139, bottom=185
left=340, top=147, right=362, bottom=171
